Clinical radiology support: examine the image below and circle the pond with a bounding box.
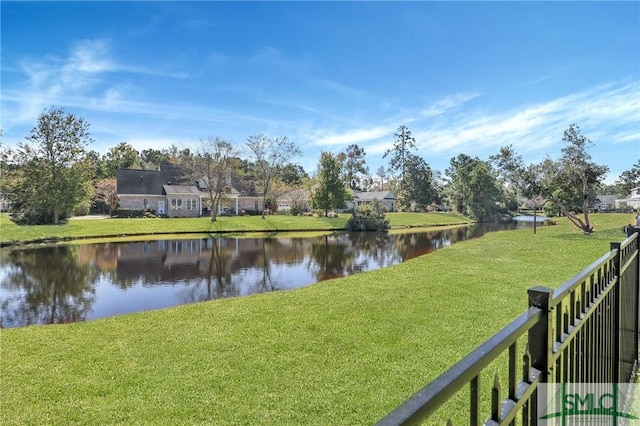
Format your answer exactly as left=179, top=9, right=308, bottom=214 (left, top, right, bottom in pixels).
left=0, top=221, right=541, bottom=328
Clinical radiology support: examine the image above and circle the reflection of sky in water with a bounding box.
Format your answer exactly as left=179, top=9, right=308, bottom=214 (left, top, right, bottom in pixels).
left=91, top=277, right=182, bottom=319
left=1, top=222, right=539, bottom=327
left=45, top=260, right=323, bottom=323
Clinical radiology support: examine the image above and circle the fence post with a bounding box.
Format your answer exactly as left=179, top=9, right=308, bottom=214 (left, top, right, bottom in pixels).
left=610, top=242, right=622, bottom=383
left=634, top=228, right=640, bottom=370
left=528, top=286, right=553, bottom=383
left=527, top=287, right=553, bottom=426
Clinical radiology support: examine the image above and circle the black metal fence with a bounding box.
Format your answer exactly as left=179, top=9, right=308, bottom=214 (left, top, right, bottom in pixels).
left=378, top=228, right=640, bottom=425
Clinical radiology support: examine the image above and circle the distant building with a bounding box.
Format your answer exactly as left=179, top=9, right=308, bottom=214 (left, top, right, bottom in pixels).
left=277, top=189, right=312, bottom=213
left=592, top=194, right=618, bottom=212
left=0, top=193, right=12, bottom=212
left=116, top=164, right=250, bottom=217
left=346, top=190, right=396, bottom=212
left=617, top=187, right=640, bottom=210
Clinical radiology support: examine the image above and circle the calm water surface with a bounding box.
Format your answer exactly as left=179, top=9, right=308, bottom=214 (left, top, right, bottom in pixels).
left=0, top=222, right=535, bottom=328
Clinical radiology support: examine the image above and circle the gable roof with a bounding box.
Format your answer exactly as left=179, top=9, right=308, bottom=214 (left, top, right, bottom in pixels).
left=159, top=163, right=192, bottom=186
left=355, top=191, right=396, bottom=201
left=595, top=195, right=617, bottom=205
left=117, top=169, right=164, bottom=195
left=163, top=185, right=202, bottom=195
left=117, top=163, right=197, bottom=196
left=277, top=189, right=312, bottom=201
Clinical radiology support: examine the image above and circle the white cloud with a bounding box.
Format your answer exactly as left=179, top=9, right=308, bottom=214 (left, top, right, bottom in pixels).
left=313, top=126, right=392, bottom=147
left=411, top=81, right=640, bottom=154
left=420, top=92, right=480, bottom=118
left=2, top=38, right=190, bottom=132
left=65, top=39, right=115, bottom=74
left=307, top=92, right=482, bottom=152
left=349, top=80, right=639, bottom=169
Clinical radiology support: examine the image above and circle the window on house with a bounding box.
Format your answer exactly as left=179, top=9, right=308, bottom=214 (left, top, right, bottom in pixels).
left=186, top=199, right=196, bottom=210
left=143, top=198, right=149, bottom=209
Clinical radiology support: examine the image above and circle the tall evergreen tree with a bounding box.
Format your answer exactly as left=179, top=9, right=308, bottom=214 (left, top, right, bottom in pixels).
left=384, top=125, right=417, bottom=209
left=339, top=144, right=369, bottom=190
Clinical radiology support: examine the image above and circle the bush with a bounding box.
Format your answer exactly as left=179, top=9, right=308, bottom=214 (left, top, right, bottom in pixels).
left=346, top=199, right=390, bottom=231
left=112, top=208, right=157, bottom=218
left=10, top=206, right=70, bottom=225
left=73, top=202, right=91, bottom=217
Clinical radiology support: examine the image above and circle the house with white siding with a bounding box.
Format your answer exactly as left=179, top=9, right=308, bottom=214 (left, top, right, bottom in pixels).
left=617, top=187, right=640, bottom=210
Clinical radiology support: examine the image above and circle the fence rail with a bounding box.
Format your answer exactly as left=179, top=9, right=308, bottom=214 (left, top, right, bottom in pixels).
left=377, top=228, right=640, bottom=425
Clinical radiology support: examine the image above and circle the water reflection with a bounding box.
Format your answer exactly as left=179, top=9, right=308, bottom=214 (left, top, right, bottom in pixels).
left=1, top=246, right=99, bottom=327
left=0, top=222, right=530, bottom=328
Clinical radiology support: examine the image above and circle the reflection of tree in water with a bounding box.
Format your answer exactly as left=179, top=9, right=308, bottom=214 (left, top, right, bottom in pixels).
left=183, top=238, right=239, bottom=303
left=306, top=234, right=359, bottom=281
left=0, top=246, right=98, bottom=327
left=393, top=224, right=516, bottom=261
left=348, top=231, right=400, bottom=268
left=394, top=231, right=450, bottom=260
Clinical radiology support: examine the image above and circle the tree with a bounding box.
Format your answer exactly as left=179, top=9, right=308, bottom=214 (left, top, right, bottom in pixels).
left=445, top=154, right=503, bottom=220
left=101, top=142, right=140, bottom=177
left=466, top=160, right=503, bottom=220
left=94, top=178, right=118, bottom=214
left=0, top=141, right=17, bottom=198
left=537, top=125, right=608, bottom=233
left=375, top=166, right=387, bottom=191
left=140, top=148, right=171, bottom=170
left=404, top=154, right=436, bottom=211
left=444, top=154, right=475, bottom=216
left=612, top=160, right=640, bottom=198
left=339, top=144, right=369, bottom=190
left=384, top=125, right=417, bottom=210
left=11, top=106, right=94, bottom=224
left=490, top=145, right=525, bottom=207
left=279, top=163, right=309, bottom=187
left=245, top=134, right=301, bottom=218
left=492, top=124, right=609, bottom=233
left=195, top=137, right=236, bottom=222
left=312, top=151, right=351, bottom=216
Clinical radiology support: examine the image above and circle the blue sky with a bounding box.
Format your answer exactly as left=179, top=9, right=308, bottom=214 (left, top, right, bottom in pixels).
left=2, top=1, right=639, bottom=183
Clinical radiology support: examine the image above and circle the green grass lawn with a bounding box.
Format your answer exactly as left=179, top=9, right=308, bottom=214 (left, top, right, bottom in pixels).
left=0, top=213, right=635, bottom=425
left=0, top=212, right=469, bottom=245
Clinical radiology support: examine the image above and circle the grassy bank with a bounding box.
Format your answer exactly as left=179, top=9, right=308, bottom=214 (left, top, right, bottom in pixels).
left=0, top=214, right=635, bottom=425
left=0, top=212, right=469, bottom=245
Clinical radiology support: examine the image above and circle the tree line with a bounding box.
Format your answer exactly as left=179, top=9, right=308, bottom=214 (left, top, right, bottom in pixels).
left=1, top=106, right=638, bottom=233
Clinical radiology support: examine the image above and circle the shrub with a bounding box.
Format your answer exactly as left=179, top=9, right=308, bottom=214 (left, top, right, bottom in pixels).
left=10, top=206, right=70, bottom=225
left=111, top=208, right=157, bottom=218
left=346, top=199, right=390, bottom=231
left=73, top=200, right=91, bottom=217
